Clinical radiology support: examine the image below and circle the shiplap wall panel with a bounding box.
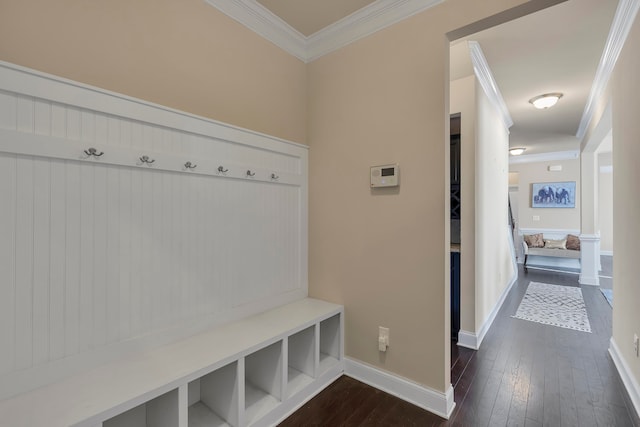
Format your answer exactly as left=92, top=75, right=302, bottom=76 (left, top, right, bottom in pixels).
left=0, top=65, right=307, bottom=399
left=32, top=157, right=51, bottom=367
left=0, top=154, right=16, bottom=375
left=64, top=161, right=81, bottom=357
left=49, top=159, right=66, bottom=361
left=14, top=156, right=34, bottom=371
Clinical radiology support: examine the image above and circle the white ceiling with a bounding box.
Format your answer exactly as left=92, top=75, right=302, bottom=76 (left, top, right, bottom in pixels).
left=256, top=0, right=376, bottom=36
left=209, top=0, right=619, bottom=156
left=450, top=0, right=618, bottom=155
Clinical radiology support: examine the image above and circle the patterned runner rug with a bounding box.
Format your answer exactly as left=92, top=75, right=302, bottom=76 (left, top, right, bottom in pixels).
left=512, top=282, right=591, bottom=333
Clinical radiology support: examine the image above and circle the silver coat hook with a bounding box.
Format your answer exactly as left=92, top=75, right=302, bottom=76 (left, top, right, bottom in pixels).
left=271, top=173, right=279, bottom=180
left=84, top=147, right=104, bottom=157
left=246, top=170, right=256, bottom=177
left=139, top=155, right=155, bottom=165
left=184, top=161, right=197, bottom=170
left=218, top=166, right=228, bottom=173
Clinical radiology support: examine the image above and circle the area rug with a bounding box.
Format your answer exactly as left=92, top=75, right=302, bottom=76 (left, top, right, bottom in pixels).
left=512, top=282, right=591, bottom=333
left=600, top=288, right=613, bottom=307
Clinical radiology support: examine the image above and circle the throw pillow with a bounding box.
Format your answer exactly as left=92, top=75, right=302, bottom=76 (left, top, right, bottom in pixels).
left=544, top=238, right=567, bottom=250
left=524, top=233, right=544, bottom=248
left=566, top=234, right=581, bottom=251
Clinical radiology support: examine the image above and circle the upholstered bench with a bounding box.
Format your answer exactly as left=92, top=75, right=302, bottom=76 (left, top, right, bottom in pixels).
left=522, top=232, right=581, bottom=272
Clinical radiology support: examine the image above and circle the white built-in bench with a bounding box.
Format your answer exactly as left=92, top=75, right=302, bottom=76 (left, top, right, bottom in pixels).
left=0, top=298, right=344, bottom=427
left=521, top=231, right=581, bottom=272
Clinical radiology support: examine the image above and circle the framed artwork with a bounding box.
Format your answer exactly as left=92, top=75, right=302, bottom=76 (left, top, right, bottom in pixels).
left=531, top=181, right=576, bottom=208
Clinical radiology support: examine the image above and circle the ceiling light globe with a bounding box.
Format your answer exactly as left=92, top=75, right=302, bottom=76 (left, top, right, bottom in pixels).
left=529, top=93, right=563, bottom=109
left=509, top=148, right=525, bottom=156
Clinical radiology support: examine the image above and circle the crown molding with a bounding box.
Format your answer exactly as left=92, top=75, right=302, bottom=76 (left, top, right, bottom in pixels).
left=205, top=0, right=307, bottom=61
left=576, top=0, right=640, bottom=139
left=509, top=150, right=579, bottom=165
left=305, top=0, right=444, bottom=62
left=205, top=0, right=443, bottom=63
left=468, top=41, right=514, bottom=130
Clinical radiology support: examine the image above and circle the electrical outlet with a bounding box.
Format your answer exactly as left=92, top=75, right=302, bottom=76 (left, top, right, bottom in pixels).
left=634, top=334, right=639, bottom=357
left=378, top=326, right=390, bottom=352
left=533, top=215, right=540, bottom=221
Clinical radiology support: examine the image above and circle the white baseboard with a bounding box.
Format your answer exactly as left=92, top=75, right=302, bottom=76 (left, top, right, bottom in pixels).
left=609, top=337, right=640, bottom=421
left=344, top=358, right=455, bottom=419
left=457, top=330, right=478, bottom=350
left=601, top=250, right=614, bottom=256
left=460, top=270, right=517, bottom=351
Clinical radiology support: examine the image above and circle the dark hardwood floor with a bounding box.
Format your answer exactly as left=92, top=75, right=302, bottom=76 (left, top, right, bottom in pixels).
left=279, top=257, right=639, bottom=426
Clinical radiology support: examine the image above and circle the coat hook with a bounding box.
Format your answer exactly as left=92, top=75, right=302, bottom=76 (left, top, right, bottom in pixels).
left=139, top=155, right=155, bottom=165
left=271, top=173, right=279, bottom=180
left=184, top=161, right=197, bottom=170
left=246, top=170, right=256, bottom=177
left=84, top=147, right=104, bottom=157
left=218, top=166, right=228, bottom=173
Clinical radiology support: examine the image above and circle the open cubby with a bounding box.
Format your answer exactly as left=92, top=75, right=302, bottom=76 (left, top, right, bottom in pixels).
left=287, top=326, right=315, bottom=398
left=319, top=314, right=341, bottom=375
left=188, top=361, right=239, bottom=427
left=244, top=341, right=283, bottom=426
left=103, top=388, right=179, bottom=427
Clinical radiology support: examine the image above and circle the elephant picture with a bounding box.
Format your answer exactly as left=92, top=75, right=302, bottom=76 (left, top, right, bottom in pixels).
left=531, top=181, right=576, bottom=208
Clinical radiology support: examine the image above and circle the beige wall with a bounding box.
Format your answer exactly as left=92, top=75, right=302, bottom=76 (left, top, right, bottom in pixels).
left=450, top=75, right=476, bottom=335
left=510, top=158, right=581, bottom=230
left=307, top=0, right=546, bottom=392
left=0, top=0, right=307, bottom=143
left=611, top=11, right=640, bottom=398
left=0, top=0, right=570, bottom=397
left=474, top=79, right=515, bottom=330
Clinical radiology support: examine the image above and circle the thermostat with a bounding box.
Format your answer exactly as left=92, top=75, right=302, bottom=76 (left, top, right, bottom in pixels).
left=371, top=164, right=399, bottom=188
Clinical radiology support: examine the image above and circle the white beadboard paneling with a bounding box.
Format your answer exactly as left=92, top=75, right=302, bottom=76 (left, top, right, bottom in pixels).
left=106, top=165, right=120, bottom=345
left=0, top=90, right=17, bottom=130
left=0, top=154, right=16, bottom=374
left=14, top=156, right=34, bottom=370
left=92, top=163, right=108, bottom=348
left=34, top=99, right=51, bottom=136
left=64, top=161, right=81, bottom=357
left=66, top=107, right=81, bottom=141
left=79, top=162, right=95, bottom=353
left=16, top=96, right=34, bottom=133
left=51, top=103, right=66, bottom=139
left=49, top=159, right=66, bottom=361
left=118, top=167, right=132, bottom=340
left=32, top=157, right=51, bottom=366
left=0, top=62, right=309, bottom=399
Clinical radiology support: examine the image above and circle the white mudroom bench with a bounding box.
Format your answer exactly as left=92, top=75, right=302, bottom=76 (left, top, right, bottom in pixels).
left=0, top=298, right=344, bottom=427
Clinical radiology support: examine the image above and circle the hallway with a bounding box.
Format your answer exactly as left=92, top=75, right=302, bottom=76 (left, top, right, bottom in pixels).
left=280, top=259, right=639, bottom=426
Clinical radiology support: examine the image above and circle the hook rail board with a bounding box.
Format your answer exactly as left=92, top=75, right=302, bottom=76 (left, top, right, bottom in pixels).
left=0, top=128, right=302, bottom=186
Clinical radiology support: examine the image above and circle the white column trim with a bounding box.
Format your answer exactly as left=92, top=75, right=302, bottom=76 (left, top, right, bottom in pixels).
left=344, top=358, right=455, bottom=419
left=468, top=41, right=513, bottom=130
left=579, top=234, right=601, bottom=286
left=577, top=0, right=640, bottom=139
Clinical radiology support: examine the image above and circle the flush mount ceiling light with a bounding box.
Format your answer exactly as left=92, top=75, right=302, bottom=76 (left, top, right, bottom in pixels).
left=509, top=147, right=526, bottom=156
left=529, top=93, right=563, bottom=109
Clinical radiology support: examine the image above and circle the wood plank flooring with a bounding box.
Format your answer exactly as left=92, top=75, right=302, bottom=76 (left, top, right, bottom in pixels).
left=279, top=258, right=639, bottom=426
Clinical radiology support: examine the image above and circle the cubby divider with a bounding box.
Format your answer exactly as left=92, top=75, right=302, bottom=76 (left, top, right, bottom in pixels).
left=188, top=361, right=240, bottom=427
left=244, top=341, right=284, bottom=426
left=286, top=326, right=316, bottom=398
left=319, top=314, right=341, bottom=375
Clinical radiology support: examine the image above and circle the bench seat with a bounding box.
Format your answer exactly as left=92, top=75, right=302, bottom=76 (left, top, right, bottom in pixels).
left=0, top=298, right=344, bottom=427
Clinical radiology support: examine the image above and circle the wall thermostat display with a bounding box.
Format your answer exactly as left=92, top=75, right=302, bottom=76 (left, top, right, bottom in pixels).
left=370, top=164, right=399, bottom=187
